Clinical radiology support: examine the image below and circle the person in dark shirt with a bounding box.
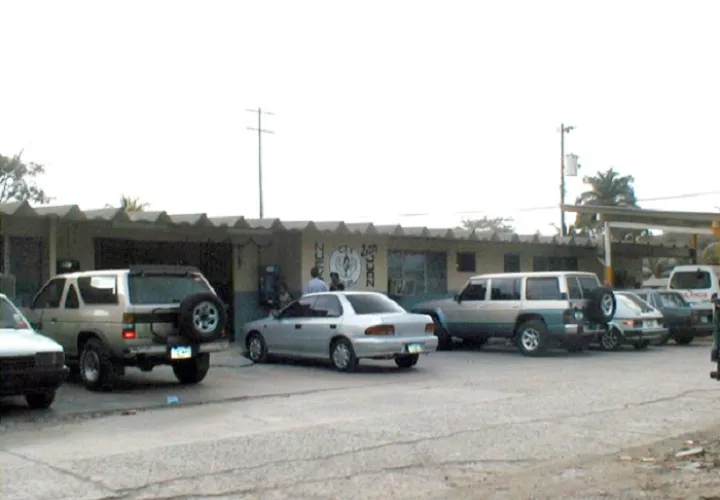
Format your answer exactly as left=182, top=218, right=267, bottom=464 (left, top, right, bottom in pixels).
left=329, top=272, right=345, bottom=291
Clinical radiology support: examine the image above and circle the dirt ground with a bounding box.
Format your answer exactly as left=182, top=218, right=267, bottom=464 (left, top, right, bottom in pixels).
left=449, top=424, right=720, bottom=500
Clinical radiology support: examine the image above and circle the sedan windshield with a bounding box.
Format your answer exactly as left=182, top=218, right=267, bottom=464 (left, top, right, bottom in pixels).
left=0, top=296, right=31, bottom=329
left=345, top=294, right=405, bottom=315
left=658, top=292, right=689, bottom=308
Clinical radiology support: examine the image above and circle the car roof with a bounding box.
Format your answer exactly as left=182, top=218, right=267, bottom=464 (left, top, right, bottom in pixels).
left=51, top=269, right=126, bottom=279
left=469, top=271, right=598, bottom=280
left=302, top=291, right=383, bottom=298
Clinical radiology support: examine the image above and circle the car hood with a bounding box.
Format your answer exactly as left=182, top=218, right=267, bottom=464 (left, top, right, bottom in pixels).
left=0, top=329, right=63, bottom=355
left=412, top=298, right=456, bottom=310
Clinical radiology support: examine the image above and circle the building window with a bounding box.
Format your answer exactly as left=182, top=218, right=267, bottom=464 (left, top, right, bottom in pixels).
left=456, top=252, right=476, bottom=273
left=533, top=256, right=579, bottom=272
left=504, top=253, right=521, bottom=272
left=388, top=251, right=447, bottom=296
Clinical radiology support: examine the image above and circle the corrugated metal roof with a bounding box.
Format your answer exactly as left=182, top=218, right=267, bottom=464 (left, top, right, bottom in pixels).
left=0, top=201, right=690, bottom=248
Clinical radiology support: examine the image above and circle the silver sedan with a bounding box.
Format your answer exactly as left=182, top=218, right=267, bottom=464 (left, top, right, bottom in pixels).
left=598, top=291, right=667, bottom=351
left=242, top=291, right=439, bottom=371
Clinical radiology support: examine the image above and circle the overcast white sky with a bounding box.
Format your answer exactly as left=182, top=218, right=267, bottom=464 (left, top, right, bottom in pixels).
left=1, top=0, right=719, bottom=234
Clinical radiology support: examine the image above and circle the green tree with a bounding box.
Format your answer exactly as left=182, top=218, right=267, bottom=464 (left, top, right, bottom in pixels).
left=106, top=196, right=149, bottom=212
left=0, top=151, right=51, bottom=204
left=700, top=242, right=720, bottom=265
left=461, top=216, right=515, bottom=233
left=572, top=168, right=639, bottom=239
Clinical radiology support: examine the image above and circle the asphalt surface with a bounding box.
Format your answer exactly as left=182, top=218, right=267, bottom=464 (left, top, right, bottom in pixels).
left=2, top=342, right=720, bottom=499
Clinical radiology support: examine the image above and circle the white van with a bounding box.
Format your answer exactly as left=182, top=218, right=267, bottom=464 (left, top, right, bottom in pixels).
left=667, top=265, right=720, bottom=306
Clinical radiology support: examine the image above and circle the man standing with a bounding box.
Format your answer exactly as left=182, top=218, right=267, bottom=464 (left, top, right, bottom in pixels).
left=305, top=266, right=329, bottom=294
left=329, top=272, right=345, bottom=291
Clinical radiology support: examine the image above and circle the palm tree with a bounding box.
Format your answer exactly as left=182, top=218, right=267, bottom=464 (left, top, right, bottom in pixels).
left=105, top=195, right=149, bottom=212
left=572, top=168, right=639, bottom=238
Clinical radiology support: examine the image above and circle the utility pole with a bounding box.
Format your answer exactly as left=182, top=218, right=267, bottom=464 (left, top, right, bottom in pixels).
left=247, top=108, right=274, bottom=219
left=559, top=123, right=575, bottom=236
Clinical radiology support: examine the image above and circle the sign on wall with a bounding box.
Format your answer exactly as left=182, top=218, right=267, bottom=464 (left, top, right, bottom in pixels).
left=328, top=245, right=363, bottom=288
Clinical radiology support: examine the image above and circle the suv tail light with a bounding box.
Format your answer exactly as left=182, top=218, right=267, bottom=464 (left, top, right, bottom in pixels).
left=365, top=325, right=395, bottom=336
left=122, top=313, right=137, bottom=339
left=424, top=323, right=435, bottom=333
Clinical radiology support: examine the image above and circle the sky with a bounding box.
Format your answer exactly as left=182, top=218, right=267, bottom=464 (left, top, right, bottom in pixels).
left=1, top=0, right=719, bottom=235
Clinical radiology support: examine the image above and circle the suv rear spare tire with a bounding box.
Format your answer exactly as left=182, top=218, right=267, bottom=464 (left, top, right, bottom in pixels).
left=584, top=287, right=616, bottom=323
left=178, top=293, right=227, bottom=342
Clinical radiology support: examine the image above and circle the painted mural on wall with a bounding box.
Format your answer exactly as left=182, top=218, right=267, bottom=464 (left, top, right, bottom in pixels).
left=329, top=245, right=363, bottom=288
left=314, top=242, right=325, bottom=278
left=361, top=244, right=377, bottom=288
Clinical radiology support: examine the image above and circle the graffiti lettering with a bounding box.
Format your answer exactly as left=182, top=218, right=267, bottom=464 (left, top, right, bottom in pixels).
left=361, top=244, right=377, bottom=288
left=314, top=242, right=325, bottom=278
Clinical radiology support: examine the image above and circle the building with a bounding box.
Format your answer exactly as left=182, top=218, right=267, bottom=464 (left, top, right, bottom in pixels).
left=0, top=201, right=691, bottom=336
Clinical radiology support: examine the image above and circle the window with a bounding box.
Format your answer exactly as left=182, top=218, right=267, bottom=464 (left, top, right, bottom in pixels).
left=345, top=293, right=406, bottom=315
left=533, top=256, right=578, bottom=272
left=618, top=293, right=653, bottom=314
left=504, top=253, right=521, bottom=273
left=387, top=251, right=447, bottom=296
left=279, top=297, right=316, bottom=318
left=669, top=270, right=713, bottom=290
left=658, top=292, right=689, bottom=308
left=127, top=274, right=211, bottom=305
left=456, top=252, right=476, bottom=273
left=32, top=278, right=66, bottom=309
left=64, top=285, right=80, bottom=309
left=78, top=276, right=120, bottom=305
left=0, top=296, right=31, bottom=329
left=460, top=280, right=488, bottom=301
left=578, top=276, right=599, bottom=297
left=311, top=295, right=343, bottom=317
left=490, top=278, right=521, bottom=300
left=526, top=277, right=562, bottom=300
left=566, top=276, right=582, bottom=299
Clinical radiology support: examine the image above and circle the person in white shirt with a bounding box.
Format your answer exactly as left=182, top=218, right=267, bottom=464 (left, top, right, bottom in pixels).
left=305, top=266, right=329, bottom=294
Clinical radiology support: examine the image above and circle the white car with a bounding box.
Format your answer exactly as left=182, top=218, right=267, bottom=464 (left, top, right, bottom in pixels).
left=242, top=291, right=438, bottom=371
left=0, top=294, right=68, bottom=409
left=598, top=291, right=667, bottom=351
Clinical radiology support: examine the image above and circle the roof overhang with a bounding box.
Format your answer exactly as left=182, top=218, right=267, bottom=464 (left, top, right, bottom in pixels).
left=562, top=204, right=720, bottom=234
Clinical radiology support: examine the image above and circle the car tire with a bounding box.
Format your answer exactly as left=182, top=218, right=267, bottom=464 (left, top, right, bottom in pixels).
left=395, top=354, right=419, bottom=369
left=25, top=390, right=56, bottom=410
left=80, top=338, right=119, bottom=391
left=599, top=326, right=623, bottom=351
left=246, top=332, right=269, bottom=363
left=172, top=353, right=210, bottom=384
left=584, top=287, right=617, bottom=323
left=330, top=338, right=358, bottom=372
left=515, top=320, right=549, bottom=357
left=434, top=324, right=453, bottom=351
left=675, top=336, right=694, bottom=345
left=178, top=292, right=227, bottom=342
left=633, top=340, right=650, bottom=350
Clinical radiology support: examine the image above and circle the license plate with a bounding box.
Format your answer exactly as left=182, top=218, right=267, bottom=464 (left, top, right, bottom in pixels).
left=643, top=321, right=655, bottom=328
left=407, top=343, right=423, bottom=354
left=170, top=346, right=193, bottom=360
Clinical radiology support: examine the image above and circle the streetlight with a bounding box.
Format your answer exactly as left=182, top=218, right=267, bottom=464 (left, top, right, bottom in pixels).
left=559, top=123, right=579, bottom=236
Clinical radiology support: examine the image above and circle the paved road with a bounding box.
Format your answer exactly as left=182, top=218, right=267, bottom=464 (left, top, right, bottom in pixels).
left=2, top=342, right=720, bottom=499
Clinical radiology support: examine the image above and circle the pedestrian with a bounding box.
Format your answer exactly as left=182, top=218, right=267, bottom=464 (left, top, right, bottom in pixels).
left=329, top=272, right=345, bottom=291
left=277, top=281, right=293, bottom=309
left=305, top=266, right=329, bottom=294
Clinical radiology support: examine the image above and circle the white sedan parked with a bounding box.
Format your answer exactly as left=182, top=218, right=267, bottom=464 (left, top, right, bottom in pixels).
left=0, top=294, right=68, bottom=409
left=242, top=291, right=438, bottom=371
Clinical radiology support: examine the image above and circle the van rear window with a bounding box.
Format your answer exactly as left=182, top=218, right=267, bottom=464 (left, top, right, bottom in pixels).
left=128, top=274, right=211, bottom=304
left=669, top=271, right=712, bottom=290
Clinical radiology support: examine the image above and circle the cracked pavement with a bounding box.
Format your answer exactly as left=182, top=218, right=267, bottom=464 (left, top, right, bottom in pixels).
left=2, top=342, right=719, bottom=499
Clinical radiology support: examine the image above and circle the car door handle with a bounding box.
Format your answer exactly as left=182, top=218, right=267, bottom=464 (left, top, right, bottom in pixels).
left=329, top=324, right=337, bottom=329
left=294, top=324, right=302, bottom=329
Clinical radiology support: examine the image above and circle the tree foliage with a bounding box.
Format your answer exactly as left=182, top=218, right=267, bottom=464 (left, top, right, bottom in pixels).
left=572, top=168, right=639, bottom=239
left=0, top=151, right=51, bottom=204
left=461, top=216, right=515, bottom=233
left=106, top=196, right=149, bottom=212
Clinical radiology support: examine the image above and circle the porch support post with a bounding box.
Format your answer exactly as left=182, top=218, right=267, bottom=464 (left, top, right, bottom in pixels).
left=690, top=234, right=698, bottom=264
left=48, top=217, right=57, bottom=277
left=603, top=220, right=613, bottom=286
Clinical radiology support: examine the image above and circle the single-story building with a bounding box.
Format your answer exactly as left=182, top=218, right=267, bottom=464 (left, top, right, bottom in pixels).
left=0, top=201, right=692, bottom=336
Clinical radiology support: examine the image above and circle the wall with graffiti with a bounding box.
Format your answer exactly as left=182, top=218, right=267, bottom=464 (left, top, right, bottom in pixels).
left=301, top=234, right=387, bottom=291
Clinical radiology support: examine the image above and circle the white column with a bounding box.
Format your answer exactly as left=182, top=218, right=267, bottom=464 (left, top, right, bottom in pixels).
left=603, top=220, right=613, bottom=286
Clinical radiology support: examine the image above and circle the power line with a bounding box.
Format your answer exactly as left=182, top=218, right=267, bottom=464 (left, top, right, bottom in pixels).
left=354, top=190, right=720, bottom=221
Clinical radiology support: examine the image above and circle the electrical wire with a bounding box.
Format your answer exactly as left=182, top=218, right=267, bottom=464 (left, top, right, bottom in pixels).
left=357, top=190, right=720, bottom=220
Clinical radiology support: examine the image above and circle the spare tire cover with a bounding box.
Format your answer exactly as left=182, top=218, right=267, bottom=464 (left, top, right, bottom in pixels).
left=178, top=292, right=227, bottom=342
left=584, top=287, right=617, bottom=324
